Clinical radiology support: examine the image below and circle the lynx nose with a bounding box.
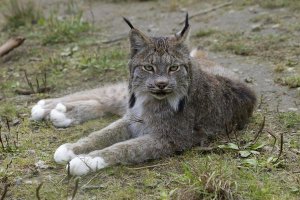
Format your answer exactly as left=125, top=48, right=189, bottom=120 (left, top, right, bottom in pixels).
left=155, top=79, right=169, bottom=89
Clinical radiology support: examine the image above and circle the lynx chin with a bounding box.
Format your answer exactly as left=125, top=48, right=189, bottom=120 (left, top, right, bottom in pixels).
left=31, top=14, right=256, bottom=176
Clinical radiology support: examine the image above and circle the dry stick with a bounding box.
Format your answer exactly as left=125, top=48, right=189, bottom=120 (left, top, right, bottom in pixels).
left=23, top=70, right=35, bottom=93
left=36, top=184, right=44, bottom=197
left=102, top=35, right=127, bottom=44
left=127, top=163, right=169, bottom=170
left=225, top=124, right=233, bottom=142
left=266, top=129, right=277, bottom=152
left=71, top=178, right=80, bottom=200
left=179, top=1, right=233, bottom=24
left=5, top=117, right=10, bottom=133
left=0, top=184, right=9, bottom=200
left=274, top=133, right=284, bottom=163
left=0, top=37, right=26, bottom=57
left=257, top=94, right=264, bottom=109
left=0, top=125, right=4, bottom=150
left=43, top=70, right=47, bottom=89
left=252, top=116, right=265, bottom=144
left=36, top=76, right=40, bottom=93
left=36, top=182, right=43, bottom=200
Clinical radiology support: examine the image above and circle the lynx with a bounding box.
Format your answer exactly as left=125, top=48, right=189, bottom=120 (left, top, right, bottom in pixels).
left=31, top=14, right=256, bottom=176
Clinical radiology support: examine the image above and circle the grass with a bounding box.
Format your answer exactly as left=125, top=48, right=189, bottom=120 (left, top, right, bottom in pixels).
left=2, top=0, right=42, bottom=30
left=194, top=29, right=216, bottom=38
left=41, top=13, right=91, bottom=45
left=278, top=112, right=300, bottom=128
left=276, top=76, right=300, bottom=88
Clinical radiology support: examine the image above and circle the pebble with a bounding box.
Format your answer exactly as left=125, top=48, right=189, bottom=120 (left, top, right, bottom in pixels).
left=35, top=160, right=49, bottom=169
left=288, top=107, right=298, bottom=112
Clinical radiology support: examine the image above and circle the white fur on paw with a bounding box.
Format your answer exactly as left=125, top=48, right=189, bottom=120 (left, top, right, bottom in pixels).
left=50, top=103, right=72, bottom=128
left=54, top=144, right=76, bottom=164
left=31, top=100, right=46, bottom=121
left=68, top=156, right=108, bottom=176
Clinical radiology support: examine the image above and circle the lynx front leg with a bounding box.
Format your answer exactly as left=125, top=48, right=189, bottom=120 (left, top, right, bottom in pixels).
left=68, top=134, right=174, bottom=176
left=54, top=118, right=131, bottom=163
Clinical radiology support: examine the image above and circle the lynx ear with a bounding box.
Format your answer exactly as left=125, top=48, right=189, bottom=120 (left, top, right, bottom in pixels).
left=175, top=13, right=190, bottom=44
left=123, top=17, right=151, bottom=57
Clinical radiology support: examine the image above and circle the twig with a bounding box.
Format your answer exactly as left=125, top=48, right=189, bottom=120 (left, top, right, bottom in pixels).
left=23, top=70, right=35, bottom=93
left=0, top=37, right=26, bottom=57
left=179, top=1, right=233, bottom=24
left=266, top=129, right=277, bottom=152
left=71, top=178, right=80, bottom=200
left=36, top=76, right=40, bottom=92
left=127, top=163, right=169, bottom=170
left=36, top=182, right=43, bottom=200
left=0, top=125, right=4, bottom=150
left=274, top=133, right=284, bottom=163
left=5, top=117, right=10, bottom=133
left=102, top=35, right=127, bottom=44
left=81, top=171, right=102, bottom=189
left=0, top=184, right=9, bottom=200
left=257, top=94, right=264, bottom=109
left=252, top=116, right=265, bottom=144
left=225, top=124, right=232, bottom=142
left=15, top=89, right=34, bottom=95
left=81, top=185, right=105, bottom=190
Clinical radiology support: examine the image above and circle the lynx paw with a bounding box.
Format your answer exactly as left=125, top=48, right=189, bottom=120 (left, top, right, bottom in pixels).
left=31, top=100, right=46, bottom=120
left=50, top=103, right=73, bottom=128
left=54, top=144, right=76, bottom=164
left=68, top=156, right=108, bottom=176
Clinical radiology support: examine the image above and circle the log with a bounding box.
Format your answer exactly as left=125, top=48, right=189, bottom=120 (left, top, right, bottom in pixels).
left=0, top=37, right=26, bottom=57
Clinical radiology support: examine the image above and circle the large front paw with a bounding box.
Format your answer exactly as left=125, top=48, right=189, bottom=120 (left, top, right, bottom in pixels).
left=54, top=143, right=76, bottom=164
left=68, top=156, right=108, bottom=176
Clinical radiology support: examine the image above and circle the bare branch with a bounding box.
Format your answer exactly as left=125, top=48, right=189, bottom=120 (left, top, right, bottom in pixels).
left=0, top=37, right=25, bottom=57
left=0, top=184, right=9, bottom=200
left=179, top=1, right=233, bottom=24
left=71, top=178, right=80, bottom=200
left=36, top=182, right=43, bottom=200
left=274, top=133, right=284, bottom=163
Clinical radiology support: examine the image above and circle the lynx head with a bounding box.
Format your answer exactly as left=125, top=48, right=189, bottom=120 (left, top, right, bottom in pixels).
left=124, top=14, right=192, bottom=112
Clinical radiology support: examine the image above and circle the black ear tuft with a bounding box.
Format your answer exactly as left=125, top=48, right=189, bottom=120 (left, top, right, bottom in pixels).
left=180, top=13, right=189, bottom=37
left=123, top=17, right=134, bottom=29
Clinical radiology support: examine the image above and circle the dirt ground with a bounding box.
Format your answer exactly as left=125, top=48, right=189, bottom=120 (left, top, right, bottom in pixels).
left=0, top=0, right=299, bottom=199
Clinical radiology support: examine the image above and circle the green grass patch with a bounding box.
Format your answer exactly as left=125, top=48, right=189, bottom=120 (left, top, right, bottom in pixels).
left=194, top=29, right=216, bottom=38
left=2, top=0, right=42, bottom=30
left=41, top=13, right=91, bottom=45
left=278, top=112, right=300, bottom=129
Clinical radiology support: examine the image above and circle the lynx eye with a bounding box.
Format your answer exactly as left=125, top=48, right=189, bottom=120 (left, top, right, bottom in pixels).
left=142, top=65, right=155, bottom=72
left=169, top=65, right=180, bottom=72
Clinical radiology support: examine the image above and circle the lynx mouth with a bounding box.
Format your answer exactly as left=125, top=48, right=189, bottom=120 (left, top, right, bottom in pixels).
left=150, top=91, right=172, bottom=100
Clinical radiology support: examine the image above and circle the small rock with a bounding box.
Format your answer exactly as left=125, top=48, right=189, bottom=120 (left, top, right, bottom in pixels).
left=12, top=119, right=20, bottom=126
left=251, top=24, right=262, bottom=32
left=233, top=68, right=239, bottom=73
left=27, top=149, right=36, bottom=155
left=272, top=24, right=280, bottom=29
left=15, top=177, right=22, bottom=185
left=35, top=160, right=49, bottom=169
left=288, top=107, right=298, bottom=112
left=287, top=67, right=294, bottom=72
left=244, top=77, right=254, bottom=83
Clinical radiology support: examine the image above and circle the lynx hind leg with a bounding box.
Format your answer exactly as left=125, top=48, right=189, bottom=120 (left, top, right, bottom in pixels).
left=49, top=100, right=104, bottom=128
left=31, top=82, right=129, bottom=127
left=54, top=118, right=131, bottom=164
